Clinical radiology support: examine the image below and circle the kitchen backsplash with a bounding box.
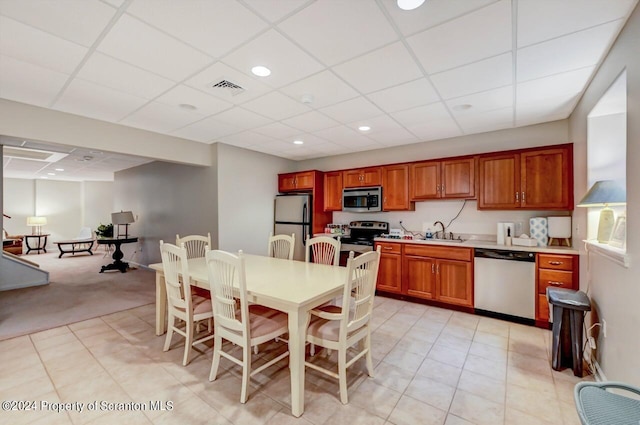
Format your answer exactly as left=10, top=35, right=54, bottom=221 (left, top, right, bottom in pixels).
left=333, top=199, right=571, bottom=239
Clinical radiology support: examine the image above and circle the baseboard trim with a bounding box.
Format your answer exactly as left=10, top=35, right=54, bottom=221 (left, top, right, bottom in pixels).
left=593, top=360, right=607, bottom=381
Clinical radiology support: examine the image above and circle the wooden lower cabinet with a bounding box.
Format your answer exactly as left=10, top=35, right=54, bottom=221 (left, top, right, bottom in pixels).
left=536, top=253, right=579, bottom=326
left=377, top=242, right=473, bottom=308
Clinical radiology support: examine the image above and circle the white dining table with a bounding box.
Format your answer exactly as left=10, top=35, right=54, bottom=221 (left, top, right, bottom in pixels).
left=149, top=254, right=348, bottom=417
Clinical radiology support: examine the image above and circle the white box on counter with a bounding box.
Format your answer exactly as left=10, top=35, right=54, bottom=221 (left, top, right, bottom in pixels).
left=512, top=237, right=538, bottom=247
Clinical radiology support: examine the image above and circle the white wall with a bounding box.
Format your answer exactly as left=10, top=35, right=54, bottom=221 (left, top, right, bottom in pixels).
left=216, top=143, right=293, bottom=255
left=2, top=178, right=34, bottom=236
left=569, top=3, right=640, bottom=384
left=82, top=181, right=115, bottom=234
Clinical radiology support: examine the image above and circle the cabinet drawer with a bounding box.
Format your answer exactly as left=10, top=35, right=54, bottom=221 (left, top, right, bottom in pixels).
left=404, top=244, right=472, bottom=261
left=538, top=269, right=573, bottom=293
left=375, top=242, right=402, bottom=254
left=538, top=254, right=574, bottom=271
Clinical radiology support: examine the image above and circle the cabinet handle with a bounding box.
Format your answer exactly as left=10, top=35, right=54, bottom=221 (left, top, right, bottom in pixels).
left=436, top=184, right=440, bottom=193
left=522, top=192, right=525, bottom=202
left=436, top=265, right=440, bottom=274
left=431, top=264, right=435, bottom=274
left=441, top=185, right=445, bottom=194
left=549, top=261, right=563, bottom=265
left=383, top=246, right=393, bottom=250
left=515, top=192, right=519, bottom=202
left=548, top=281, right=563, bottom=286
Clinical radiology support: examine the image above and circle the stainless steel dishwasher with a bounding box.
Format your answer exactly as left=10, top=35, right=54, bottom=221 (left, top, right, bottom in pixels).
left=474, top=248, right=536, bottom=323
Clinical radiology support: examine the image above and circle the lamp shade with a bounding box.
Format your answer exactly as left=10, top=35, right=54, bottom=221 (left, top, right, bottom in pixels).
left=26, top=216, right=47, bottom=226
left=577, top=180, right=626, bottom=207
left=111, top=211, right=135, bottom=225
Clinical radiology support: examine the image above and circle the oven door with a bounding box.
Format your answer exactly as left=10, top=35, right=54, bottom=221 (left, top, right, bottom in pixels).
left=342, top=187, right=381, bottom=212
left=339, top=243, right=373, bottom=266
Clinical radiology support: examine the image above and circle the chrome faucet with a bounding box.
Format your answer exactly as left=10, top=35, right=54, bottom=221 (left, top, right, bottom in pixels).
left=433, top=221, right=446, bottom=239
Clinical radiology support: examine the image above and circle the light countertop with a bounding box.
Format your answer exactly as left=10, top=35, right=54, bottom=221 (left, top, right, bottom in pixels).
left=373, top=237, right=579, bottom=255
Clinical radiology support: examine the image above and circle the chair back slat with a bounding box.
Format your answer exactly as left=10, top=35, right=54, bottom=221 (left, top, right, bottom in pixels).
left=160, top=241, right=192, bottom=312
left=268, top=233, right=295, bottom=260
left=342, top=248, right=381, bottom=336
left=206, top=249, right=248, bottom=334
left=305, top=236, right=340, bottom=265
left=176, top=233, right=211, bottom=259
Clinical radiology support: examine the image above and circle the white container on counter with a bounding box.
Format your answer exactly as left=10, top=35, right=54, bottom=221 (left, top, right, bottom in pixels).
left=548, top=217, right=571, bottom=238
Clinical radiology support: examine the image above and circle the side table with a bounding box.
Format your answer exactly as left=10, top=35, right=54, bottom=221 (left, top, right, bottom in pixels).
left=96, top=236, right=138, bottom=273
left=24, top=234, right=50, bottom=254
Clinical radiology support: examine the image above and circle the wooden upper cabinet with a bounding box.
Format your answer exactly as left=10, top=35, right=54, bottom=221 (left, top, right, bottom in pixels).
left=442, top=158, right=475, bottom=198
left=323, top=171, right=343, bottom=212
left=478, top=153, right=520, bottom=209
left=410, top=161, right=440, bottom=200
left=278, top=171, right=315, bottom=192
left=343, top=167, right=382, bottom=188
left=479, top=145, right=573, bottom=210
left=520, top=147, right=572, bottom=210
left=382, top=164, right=413, bottom=211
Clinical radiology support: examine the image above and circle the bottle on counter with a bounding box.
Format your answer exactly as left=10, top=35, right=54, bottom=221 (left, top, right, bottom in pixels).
left=506, top=227, right=512, bottom=246
left=425, top=228, right=433, bottom=239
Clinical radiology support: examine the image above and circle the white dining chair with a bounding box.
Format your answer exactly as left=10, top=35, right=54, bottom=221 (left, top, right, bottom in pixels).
left=176, top=233, right=211, bottom=259
left=159, top=241, right=214, bottom=366
left=305, top=235, right=340, bottom=265
left=206, top=249, right=290, bottom=403
left=304, top=247, right=381, bottom=404
left=267, top=232, right=295, bottom=260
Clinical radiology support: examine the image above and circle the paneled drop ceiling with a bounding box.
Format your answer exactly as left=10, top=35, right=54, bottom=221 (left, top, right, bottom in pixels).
left=1, top=0, right=638, bottom=180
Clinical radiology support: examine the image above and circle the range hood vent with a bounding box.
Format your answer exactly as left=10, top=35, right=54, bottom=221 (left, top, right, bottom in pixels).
left=3, top=146, right=68, bottom=162
left=211, top=79, right=245, bottom=96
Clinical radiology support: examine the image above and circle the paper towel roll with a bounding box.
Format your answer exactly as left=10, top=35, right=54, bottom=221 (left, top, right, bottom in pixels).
left=548, top=217, right=571, bottom=238
left=497, top=223, right=505, bottom=245
left=529, top=217, right=548, bottom=247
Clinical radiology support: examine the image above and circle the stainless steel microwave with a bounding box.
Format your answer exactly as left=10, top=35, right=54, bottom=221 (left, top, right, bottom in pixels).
left=342, top=187, right=382, bottom=212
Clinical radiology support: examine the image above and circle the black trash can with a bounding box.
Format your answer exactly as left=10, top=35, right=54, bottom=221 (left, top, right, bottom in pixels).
left=547, top=287, right=591, bottom=377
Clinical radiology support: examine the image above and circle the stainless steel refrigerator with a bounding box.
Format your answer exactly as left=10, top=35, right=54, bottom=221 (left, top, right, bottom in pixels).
left=274, top=194, right=312, bottom=261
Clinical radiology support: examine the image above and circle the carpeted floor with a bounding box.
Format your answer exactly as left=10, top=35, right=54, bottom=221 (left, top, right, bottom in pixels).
left=0, top=249, right=155, bottom=341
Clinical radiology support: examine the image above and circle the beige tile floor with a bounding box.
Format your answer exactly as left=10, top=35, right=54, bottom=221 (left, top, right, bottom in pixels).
left=0, top=297, right=591, bottom=425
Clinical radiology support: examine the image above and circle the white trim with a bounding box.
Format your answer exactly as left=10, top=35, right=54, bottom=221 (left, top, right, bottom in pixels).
left=593, top=360, right=607, bottom=381
left=583, top=240, right=629, bottom=268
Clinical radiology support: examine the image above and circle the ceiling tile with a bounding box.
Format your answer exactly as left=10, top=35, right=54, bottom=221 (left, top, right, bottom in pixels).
left=171, top=115, right=242, bottom=142
left=455, top=106, right=514, bottom=133
left=517, top=21, right=622, bottom=82
left=333, top=42, right=423, bottom=94
left=407, top=120, right=463, bottom=141
left=391, top=102, right=452, bottom=127
left=103, top=0, right=124, bottom=7
left=0, top=0, right=116, bottom=47
left=220, top=131, right=277, bottom=148
left=53, top=78, right=149, bottom=122
left=242, top=0, right=310, bottom=23
left=0, top=16, right=88, bottom=74
left=185, top=62, right=273, bottom=104
left=314, top=125, right=380, bottom=149
left=210, top=106, right=271, bottom=129
left=446, top=86, right=513, bottom=115
left=77, top=52, right=175, bottom=100
left=279, top=70, right=359, bottom=108
left=320, top=97, right=384, bottom=124
left=367, top=78, right=440, bottom=113
left=407, top=0, right=511, bottom=74
left=516, top=103, right=575, bottom=127
left=119, top=101, right=206, bottom=133
left=517, top=0, right=637, bottom=47
left=365, top=126, right=420, bottom=146
left=0, top=55, right=69, bottom=107
left=278, top=1, right=398, bottom=66
left=380, top=0, right=497, bottom=36
left=155, top=85, right=232, bottom=116
left=241, top=91, right=310, bottom=120
left=430, top=52, right=512, bottom=99
left=221, top=29, right=323, bottom=88
left=126, top=0, right=267, bottom=57
left=282, top=111, right=339, bottom=133
left=517, top=67, right=595, bottom=108
left=252, top=122, right=300, bottom=139
left=97, top=14, right=213, bottom=81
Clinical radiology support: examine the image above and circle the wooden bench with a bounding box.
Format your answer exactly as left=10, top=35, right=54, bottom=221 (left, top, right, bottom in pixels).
left=54, top=239, right=95, bottom=258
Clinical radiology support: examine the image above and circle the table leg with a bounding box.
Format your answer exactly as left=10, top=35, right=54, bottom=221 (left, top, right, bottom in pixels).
left=155, top=272, right=168, bottom=336
left=288, top=308, right=307, bottom=417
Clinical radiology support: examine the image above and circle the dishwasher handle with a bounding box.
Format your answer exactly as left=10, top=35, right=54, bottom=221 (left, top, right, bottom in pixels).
left=474, top=248, right=535, bottom=262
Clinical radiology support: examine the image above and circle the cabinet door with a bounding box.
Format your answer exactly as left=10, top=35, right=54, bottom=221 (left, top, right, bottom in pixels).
left=520, top=147, right=572, bottom=210
left=403, top=255, right=435, bottom=299
left=324, top=172, right=343, bottom=211
left=294, top=171, right=315, bottom=190
left=343, top=169, right=364, bottom=188
left=382, top=164, right=412, bottom=211
left=410, top=161, right=440, bottom=200
left=442, top=158, right=475, bottom=199
left=362, top=167, right=382, bottom=186
left=478, top=153, right=520, bottom=209
left=436, top=259, right=472, bottom=307
left=377, top=253, right=402, bottom=293
left=278, top=173, right=298, bottom=192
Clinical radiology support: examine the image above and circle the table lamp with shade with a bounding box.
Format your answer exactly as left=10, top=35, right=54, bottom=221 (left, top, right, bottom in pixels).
left=26, top=216, right=47, bottom=235
left=111, top=211, right=135, bottom=238
left=577, top=180, right=626, bottom=243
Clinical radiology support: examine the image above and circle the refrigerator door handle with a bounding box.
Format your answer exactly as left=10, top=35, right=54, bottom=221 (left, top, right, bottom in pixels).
left=302, top=203, right=308, bottom=242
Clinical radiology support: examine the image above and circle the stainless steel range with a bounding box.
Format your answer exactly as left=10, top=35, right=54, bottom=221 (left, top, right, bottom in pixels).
left=340, top=221, right=389, bottom=254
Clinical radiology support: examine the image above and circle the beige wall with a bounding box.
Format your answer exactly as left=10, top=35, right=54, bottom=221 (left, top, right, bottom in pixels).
left=569, top=4, right=640, bottom=384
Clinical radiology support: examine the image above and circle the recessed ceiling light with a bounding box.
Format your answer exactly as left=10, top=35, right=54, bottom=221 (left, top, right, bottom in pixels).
left=251, top=65, right=271, bottom=77
left=358, top=126, right=371, bottom=132
left=452, top=104, right=473, bottom=111
left=47, top=173, right=55, bottom=176
left=293, top=140, right=304, bottom=145
left=397, top=0, right=426, bottom=11
left=179, top=103, right=197, bottom=111
left=55, top=168, right=64, bottom=171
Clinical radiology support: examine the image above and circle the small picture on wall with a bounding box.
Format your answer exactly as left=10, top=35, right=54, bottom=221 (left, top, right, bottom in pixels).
left=609, top=215, right=626, bottom=249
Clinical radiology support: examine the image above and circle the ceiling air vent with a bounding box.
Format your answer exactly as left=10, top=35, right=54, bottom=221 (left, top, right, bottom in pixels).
left=211, top=79, right=245, bottom=96
left=3, top=146, right=68, bottom=162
